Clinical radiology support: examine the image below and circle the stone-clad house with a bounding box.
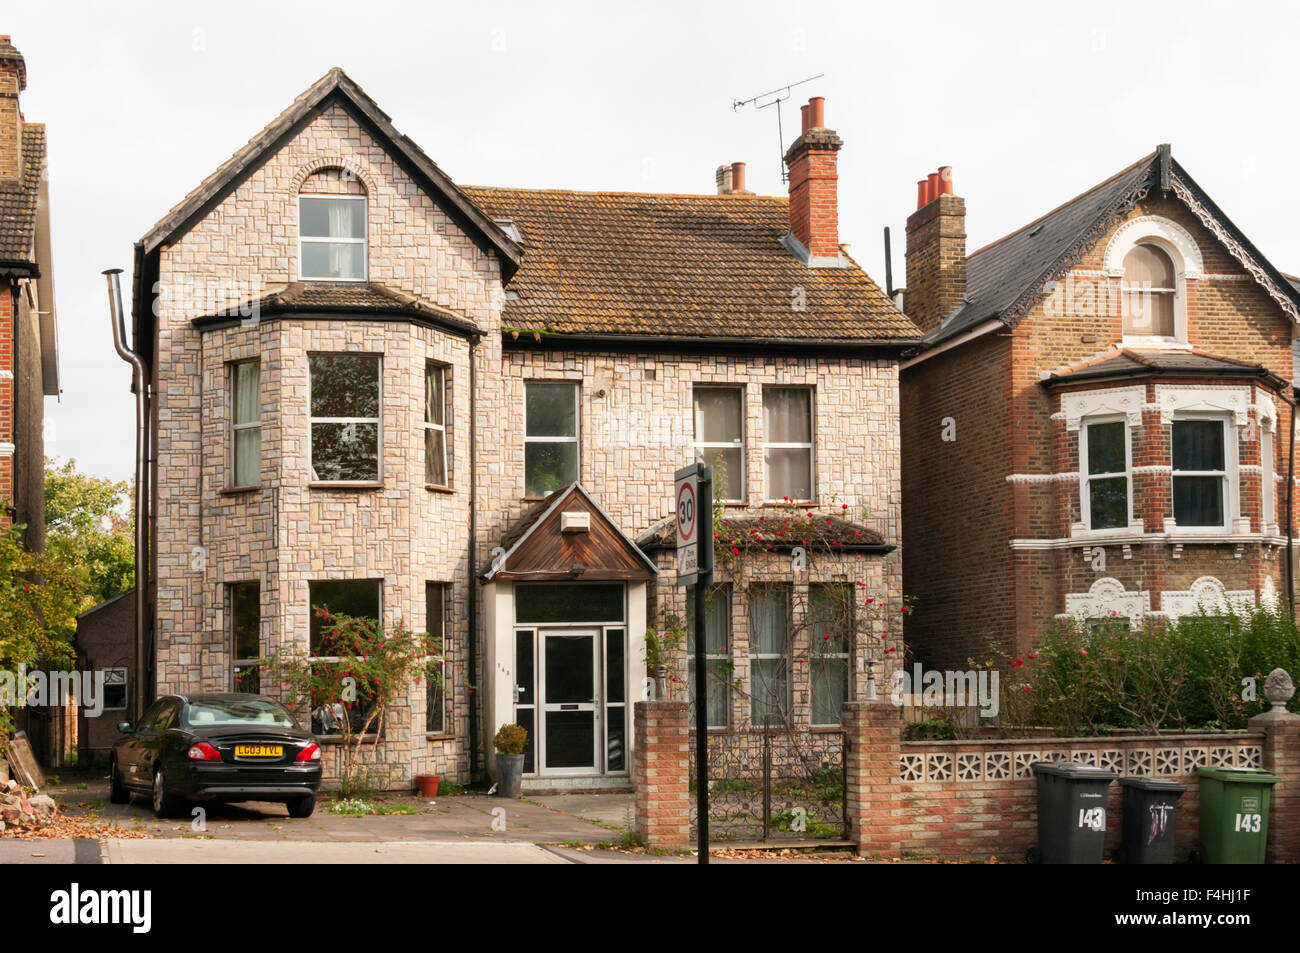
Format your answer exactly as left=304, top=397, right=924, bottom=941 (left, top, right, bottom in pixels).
left=900, top=148, right=1300, bottom=669
left=125, top=69, right=918, bottom=789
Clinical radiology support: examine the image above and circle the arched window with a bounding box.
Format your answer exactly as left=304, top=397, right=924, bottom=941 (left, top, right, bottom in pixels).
left=299, top=168, right=367, bottom=281
left=1121, top=242, right=1177, bottom=337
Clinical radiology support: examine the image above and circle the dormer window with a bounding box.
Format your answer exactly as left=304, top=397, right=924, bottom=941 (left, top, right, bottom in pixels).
left=299, top=195, right=367, bottom=281
left=1121, top=243, right=1177, bottom=338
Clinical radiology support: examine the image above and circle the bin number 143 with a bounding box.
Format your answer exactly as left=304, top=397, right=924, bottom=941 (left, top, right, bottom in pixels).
left=1234, top=812, right=1262, bottom=833
left=1077, top=807, right=1106, bottom=831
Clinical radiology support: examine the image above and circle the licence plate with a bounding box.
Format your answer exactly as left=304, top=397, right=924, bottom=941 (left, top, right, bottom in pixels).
left=234, top=744, right=282, bottom=758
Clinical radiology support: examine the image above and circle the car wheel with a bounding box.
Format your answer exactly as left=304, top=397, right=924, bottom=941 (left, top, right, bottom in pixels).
left=287, top=794, right=316, bottom=819
left=151, top=766, right=183, bottom=819
left=108, top=758, right=129, bottom=804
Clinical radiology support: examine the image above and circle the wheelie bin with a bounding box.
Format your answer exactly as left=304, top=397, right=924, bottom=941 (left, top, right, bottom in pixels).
left=1195, top=766, right=1279, bottom=864
left=1119, top=777, right=1187, bottom=863
left=1029, top=761, right=1118, bottom=863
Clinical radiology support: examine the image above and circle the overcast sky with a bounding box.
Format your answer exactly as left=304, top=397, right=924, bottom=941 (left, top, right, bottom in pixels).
left=10, top=0, right=1300, bottom=485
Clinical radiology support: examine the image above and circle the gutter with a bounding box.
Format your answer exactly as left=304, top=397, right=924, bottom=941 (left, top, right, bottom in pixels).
left=192, top=305, right=481, bottom=341
left=1040, top=364, right=1288, bottom=391
left=898, top=319, right=1003, bottom=370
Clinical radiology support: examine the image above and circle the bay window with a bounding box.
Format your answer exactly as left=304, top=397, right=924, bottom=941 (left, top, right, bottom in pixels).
left=749, top=584, right=791, bottom=727
left=1081, top=418, right=1130, bottom=531
left=686, top=584, right=732, bottom=729
left=231, top=360, right=261, bottom=489
left=309, top=353, right=381, bottom=483
left=809, top=584, right=852, bottom=726
left=1172, top=416, right=1229, bottom=528
left=425, top=364, right=449, bottom=487
left=231, top=581, right=261, bottom=693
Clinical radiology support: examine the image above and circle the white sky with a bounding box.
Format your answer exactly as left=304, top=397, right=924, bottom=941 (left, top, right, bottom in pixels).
left=10, top=0, right=1300, bottom=484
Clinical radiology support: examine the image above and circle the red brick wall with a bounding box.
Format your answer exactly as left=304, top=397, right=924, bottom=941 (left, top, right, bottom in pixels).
left=632, top=701, right=691, bottom=849
left=0, top=287, right=12, bottom=531
left=901, top=329, right=1014, bottom=668
left=785, top=143, right=840, bottom=259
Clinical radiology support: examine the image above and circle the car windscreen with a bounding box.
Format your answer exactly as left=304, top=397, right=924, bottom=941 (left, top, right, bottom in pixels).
left=184, top=698, right=297, bottom=729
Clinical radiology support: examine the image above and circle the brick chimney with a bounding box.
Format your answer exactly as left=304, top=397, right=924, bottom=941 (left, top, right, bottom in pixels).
left=905, top=165, right=966, bottom=333
left=783, top=96, right=843, bottom=262
left=0, top=36, right=24, bottom=184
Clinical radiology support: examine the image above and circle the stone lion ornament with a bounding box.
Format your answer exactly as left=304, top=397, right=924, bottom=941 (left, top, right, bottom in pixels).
left=1263, top=668, right=1295, bottom=712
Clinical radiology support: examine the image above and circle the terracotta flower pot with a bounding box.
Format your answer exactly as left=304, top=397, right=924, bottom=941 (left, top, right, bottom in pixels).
left=415, top=774, right=441, bottom=798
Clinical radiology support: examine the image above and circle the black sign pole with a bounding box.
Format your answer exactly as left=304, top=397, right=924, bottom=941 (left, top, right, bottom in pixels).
left=694, top=465, right=712, bottom=865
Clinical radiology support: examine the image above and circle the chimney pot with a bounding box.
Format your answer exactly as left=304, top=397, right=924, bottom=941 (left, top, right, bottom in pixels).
left=927, top=172, right=940, bottom=204
left=917, top=179, right=929, bottom=210
left=807, top=96, right=825, bottom=129
left=715, top=164, right=733, bottom=195
left=800, top=104, right=810, bottom=134
left=938, top=165, right=954, bottom=196
left=730, top=161, right=746, bottom=194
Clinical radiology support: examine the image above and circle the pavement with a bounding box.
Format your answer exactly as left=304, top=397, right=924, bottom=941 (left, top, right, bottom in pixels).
left=2, top=768, right=862, bottom=864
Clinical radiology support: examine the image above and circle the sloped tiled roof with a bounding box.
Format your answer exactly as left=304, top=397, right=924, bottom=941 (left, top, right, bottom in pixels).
left=462, top=186, right=918, bottom=343
left=0, top=124, right=44, bottom=263
left=191, top=280, right=480, bottom=336
left=636, top=513, right=890, bottom=552
left=1042, top=348, right=1286, bottom=388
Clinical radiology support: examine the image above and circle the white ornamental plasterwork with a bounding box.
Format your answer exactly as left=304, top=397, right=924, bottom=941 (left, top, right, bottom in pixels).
left=1061, top=385, right=1146, bottom=432
left=1064, top=577, right=1150, bottom=626
left=1261, top=576, right=1279, bottom=611
left=1171, top=176, right=1300, bottom=324
left=1160, top=575, right=1256, bottom=621
left=1256, top=392, right=1278, bottom=429
left=1103, top=214, right=1205, bottom=279
left=1153, top=384, right=1250, bottom=427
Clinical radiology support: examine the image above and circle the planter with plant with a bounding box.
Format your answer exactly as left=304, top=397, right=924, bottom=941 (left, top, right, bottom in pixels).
left=493, top=723, right=528, bottom=798
left=414, top=772, right=441, bottom=797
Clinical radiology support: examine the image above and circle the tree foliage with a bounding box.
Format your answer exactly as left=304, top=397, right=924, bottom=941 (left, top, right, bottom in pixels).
left=44, top=457, right=134, bottom=610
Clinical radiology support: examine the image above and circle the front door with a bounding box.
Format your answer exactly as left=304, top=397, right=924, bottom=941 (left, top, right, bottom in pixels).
left=539, top=628, right=600, bottom=774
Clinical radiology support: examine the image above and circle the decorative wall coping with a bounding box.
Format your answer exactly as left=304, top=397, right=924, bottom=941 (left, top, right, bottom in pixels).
left=901, top=730, right=1265, bottom=749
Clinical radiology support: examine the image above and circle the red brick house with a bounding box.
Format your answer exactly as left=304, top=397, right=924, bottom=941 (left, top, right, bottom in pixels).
left=900, top=147, right=1300, bottom=668
left=0, top=35, right=58, bottom=552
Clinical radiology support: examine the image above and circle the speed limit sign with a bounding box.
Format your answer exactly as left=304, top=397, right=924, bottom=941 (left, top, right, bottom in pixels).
left=674, top=462, right=712, bottom=586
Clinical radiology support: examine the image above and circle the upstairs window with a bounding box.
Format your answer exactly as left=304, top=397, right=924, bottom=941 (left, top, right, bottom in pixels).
left=231, top=360, right=261, bottom=488
left=309, top=353, right=381, bottom=484
left=524, top=381, right=579, bottom=497
left=1081, top=418, right=1130, bottom=531
left=763, top=387, right=814, bottom=501
left=299, top=195, right=367, bottom=281
left=1121, top=243, right=1177, bottom=338
left=425, top=364, right=450, bottom=487
left=1172, top=416, right=1229, bottom=528
left=693, top=386, right=745, bottom=501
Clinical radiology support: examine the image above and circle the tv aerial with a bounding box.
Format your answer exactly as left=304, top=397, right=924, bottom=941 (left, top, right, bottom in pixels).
left=732, top=74, right=825, bottom=183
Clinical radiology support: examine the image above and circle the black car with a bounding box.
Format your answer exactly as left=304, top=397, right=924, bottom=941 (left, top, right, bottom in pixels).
left=110, top=693, right=323, bottom=818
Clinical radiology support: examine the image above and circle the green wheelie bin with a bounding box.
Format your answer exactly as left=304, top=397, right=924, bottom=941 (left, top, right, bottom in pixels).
left=1195, top=766, right=1279, bottom=864
left=1029, top=762, right=1118, bottom=864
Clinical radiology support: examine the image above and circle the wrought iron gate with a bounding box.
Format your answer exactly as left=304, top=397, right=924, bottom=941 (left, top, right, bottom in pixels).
left=689, top=727, right=847, bottom=842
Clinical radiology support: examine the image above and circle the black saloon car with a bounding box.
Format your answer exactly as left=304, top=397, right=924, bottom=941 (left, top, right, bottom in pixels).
left=110, top=693, right=323, bottom=818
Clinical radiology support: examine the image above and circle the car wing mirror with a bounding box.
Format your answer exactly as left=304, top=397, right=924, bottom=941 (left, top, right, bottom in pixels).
left=116, top=721, right=133, bottom=734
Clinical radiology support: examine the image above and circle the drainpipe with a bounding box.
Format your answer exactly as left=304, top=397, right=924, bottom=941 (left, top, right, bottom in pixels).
left=104, top=269, right=150, bottom=722
left=7, top=278, right=19, bottom=526
left=467, top=332, right=480, bottom=781
left=1285, top=386, right=1297, bottom=612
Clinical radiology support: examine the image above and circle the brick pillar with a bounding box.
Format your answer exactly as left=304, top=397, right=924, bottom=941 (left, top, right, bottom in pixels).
left=843, top=700, right=902, bottom=857
left=1248, top=668, right=1300, bottom=863
left=632, top=700, right=690, bottom=849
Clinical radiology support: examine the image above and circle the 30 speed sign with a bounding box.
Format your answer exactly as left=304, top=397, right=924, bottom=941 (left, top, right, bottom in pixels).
left=674, top=462, right=712, bottom=586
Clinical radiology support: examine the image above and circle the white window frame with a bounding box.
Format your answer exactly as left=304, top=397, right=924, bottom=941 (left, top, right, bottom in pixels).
left=693, top=385, right=746, bottom=503
left=762, top=386, right=816, bottom=503
left=424, top=363, right=450, bottom=488
left=687, top=584, right=733, bottom=730
left=1119, top=238, right=1187, bottom=348
left=809, top=583, right=852, bottom=728
left=1262, top=417, right=1277, bottom=533
left=298, top=194, right=368, bottom=282
left=748, top=584, right=792, bottom=728
left=1170, top=412, right=1236, bottom=533
left=308, top=352, right=383, bottom=486
left=230, top=581, right=261, bottom=693
left=425, top=581, right=450, bottom=736
left=230, top=359, right=261, bottom=489
left=523, top=380, right=580, bottom=497
left=1079, top=415, right=1132, bottom=534
left=307, top=579, right=383, bottom=738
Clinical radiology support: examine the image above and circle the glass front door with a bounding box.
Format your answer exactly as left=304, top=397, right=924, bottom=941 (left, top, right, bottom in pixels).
left=540, top=628, right=599, bottom=774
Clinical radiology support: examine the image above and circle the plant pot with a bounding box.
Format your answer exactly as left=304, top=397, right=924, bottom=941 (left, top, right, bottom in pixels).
left=496, top=753, right=524, bottom=798
left=415, top=774, right=441, bottom=798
